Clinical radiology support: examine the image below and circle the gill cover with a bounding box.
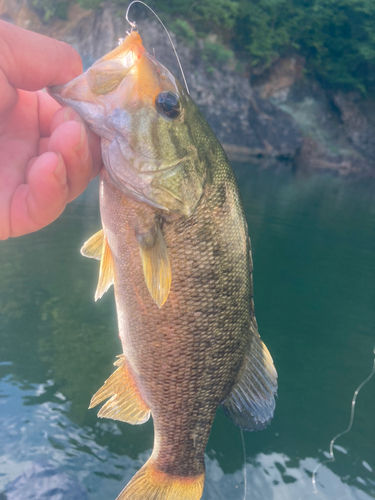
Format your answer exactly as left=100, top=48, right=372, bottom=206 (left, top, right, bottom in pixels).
left=49, top=32, right=206, bottom=219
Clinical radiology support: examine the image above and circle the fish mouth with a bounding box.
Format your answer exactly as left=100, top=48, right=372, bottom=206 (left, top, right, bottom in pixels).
left=48, top=30, right=178, bottom=116
left=47, top=31, right=145, bottom=120
left=48, top=76, right=90, bottom=107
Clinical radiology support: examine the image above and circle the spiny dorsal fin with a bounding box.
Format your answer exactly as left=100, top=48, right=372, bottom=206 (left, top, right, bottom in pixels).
left=81, top=230, right=104, bottom=260
left=89, top=355, right=150, bottom=425
left=222, top=323, right=277, bottom=431
left=116, top=456, right=204, bottom=500
left=94, top=234, right=114, bottom=301
left=137, top=220, right=171, bottom=308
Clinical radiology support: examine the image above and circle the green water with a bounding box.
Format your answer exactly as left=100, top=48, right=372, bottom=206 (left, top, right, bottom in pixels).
left=0, top=166, right=374, bottom=499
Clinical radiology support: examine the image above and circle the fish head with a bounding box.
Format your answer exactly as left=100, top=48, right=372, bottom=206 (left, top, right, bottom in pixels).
left=49, top=32, right=210, bottom=217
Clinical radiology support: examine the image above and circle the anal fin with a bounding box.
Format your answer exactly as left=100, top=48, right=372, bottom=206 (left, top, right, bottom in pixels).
left=116, top=456, right=204, bottom=500
left=222, top=325, right=277, bottom=431
left=89, top=355, right=150, bottom=425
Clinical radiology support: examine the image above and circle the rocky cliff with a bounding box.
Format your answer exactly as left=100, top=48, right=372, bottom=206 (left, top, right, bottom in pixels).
left=1, top=0, right=375, bottom=177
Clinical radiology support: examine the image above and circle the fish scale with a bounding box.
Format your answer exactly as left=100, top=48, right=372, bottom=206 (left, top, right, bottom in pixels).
left=49, top=30, right=277, bottom=500
left=100, top=163, right=250, bottom=476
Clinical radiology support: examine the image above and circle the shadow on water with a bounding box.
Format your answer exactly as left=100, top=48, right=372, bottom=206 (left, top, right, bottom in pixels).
left=0, top=167, right=374, bottom=499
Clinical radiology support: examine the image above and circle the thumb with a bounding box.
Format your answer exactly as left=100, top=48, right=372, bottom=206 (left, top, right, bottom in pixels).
left=0, top=20, right=82, bottom=91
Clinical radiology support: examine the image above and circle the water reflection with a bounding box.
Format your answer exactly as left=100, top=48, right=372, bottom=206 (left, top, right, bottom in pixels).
left=3, top=461, right=88, bottom=500
left=1, top=375, right=373, bottom=499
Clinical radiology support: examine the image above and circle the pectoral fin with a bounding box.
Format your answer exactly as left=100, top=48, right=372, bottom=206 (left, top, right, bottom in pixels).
left=137, top=221, right=171, bottom=308
left=80, top=229, right=114, bottom=300
left=222, top=323, right=277, bottom=431
left=95, top=234, right=114, bottom=301
left=89, top=355, right=151, bottom=425
left=81, top=230, right=104, bottom=260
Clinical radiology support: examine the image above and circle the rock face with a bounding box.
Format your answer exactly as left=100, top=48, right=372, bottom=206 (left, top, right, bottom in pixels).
left=255, top=62, right=375, bottom=177
left=1, top=0, right=375, bottom=176
left=295, top=137, right=374, bottom=177
left=333, top=92, right=375, bottom=162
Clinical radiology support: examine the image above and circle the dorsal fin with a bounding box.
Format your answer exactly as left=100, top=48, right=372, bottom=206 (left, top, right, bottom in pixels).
left=222, top=322, right=277, bottom=431
left=81, top=230, right=104, bottom=260
left=137, top=220, right=171, bottom=308
left=89, top=355, right=151, bottom=425
left=95, top=234, right=114, bottom=301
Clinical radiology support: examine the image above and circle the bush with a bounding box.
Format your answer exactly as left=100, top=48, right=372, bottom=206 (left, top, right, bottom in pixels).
left=77, top=0, right=102, bottom=9
left=151, top=0, right=239, bottom=33
left=202, top=39, right=235, bottom=64
left=31, top=0, right=70, bottom=21
left=169, top=19, right=196, bottom=46
left=299, top=0, right=375, bottom=93
left=235, top=0, right=375, bottom=93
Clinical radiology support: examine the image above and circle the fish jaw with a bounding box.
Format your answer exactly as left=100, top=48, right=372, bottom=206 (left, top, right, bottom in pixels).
left=49, top=79, right=113, bottom=140
left=48, top=31, right=206, bottom=218
left=48, top=32, right=146, bottom=140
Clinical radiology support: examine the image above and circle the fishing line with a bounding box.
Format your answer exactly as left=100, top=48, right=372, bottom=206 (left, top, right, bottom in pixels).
left=240, top=429, right=247, bottom=500
left=312, top=346, right=375, bottom=494
left=125, top=1, right=191, bottom=95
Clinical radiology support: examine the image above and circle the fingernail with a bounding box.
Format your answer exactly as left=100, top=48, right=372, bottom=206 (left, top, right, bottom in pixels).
left=76, top=123, right=85, bottom=150
left=76, top=123, right=90, bottom=162
left=63, top=107, right=76, bottom=121
left=54, top=153, right=67, bottom=185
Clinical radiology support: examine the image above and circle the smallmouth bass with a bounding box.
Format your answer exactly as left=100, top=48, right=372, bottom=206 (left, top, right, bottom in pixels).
left=49, top=30, right=277, bottom=500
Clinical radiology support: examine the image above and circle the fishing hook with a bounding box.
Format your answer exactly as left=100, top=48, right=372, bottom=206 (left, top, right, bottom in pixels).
left=125, top=1, right=190, bottom=95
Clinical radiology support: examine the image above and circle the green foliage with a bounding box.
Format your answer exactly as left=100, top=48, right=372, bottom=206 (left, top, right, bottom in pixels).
left=42, top=0, right=375, bottom=93
left=77, top=0, right=102, bottom=9
left=32, top=0, right=70, bottom=22
left=159, top=0, right=375, bottom=93
left=202, top=39, right=235, bottom=64
left=151, top=0, right=239, bottom=33
left=201, top=38, right=235, bottom=74
left=169, top=19, right=196, bottom=46
left=235, top=0, right=304, bottom=66
left=299, top=0, right=375, bottom=92
left=235, top=0, right=375, bottom=93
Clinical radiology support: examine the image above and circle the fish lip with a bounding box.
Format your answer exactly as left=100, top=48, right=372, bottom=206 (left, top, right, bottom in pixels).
left=47, top=81, right=79, bottom=107
left=47, top=70, right=96, bottom=108
left=46, top=86, right=81, bottom=117
left=47, top=86, right=73, bottom=110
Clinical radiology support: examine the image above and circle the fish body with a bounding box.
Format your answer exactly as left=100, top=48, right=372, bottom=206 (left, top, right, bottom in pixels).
left=49, top=31, right=277, bottom=500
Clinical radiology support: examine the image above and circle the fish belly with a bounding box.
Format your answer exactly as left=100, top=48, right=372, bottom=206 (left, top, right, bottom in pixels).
left=100, top=170, right=251, bottom=477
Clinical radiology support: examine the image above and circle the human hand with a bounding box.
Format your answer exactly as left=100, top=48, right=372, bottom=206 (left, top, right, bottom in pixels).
left=0, top=21, right=103, bottom=240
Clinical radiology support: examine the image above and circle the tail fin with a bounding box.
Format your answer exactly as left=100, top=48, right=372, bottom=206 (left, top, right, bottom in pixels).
left=116, top=457, right=205, bottom=500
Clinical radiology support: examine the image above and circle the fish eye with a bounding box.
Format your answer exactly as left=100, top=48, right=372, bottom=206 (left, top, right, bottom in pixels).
left=155, top=91, right=181, bottom=119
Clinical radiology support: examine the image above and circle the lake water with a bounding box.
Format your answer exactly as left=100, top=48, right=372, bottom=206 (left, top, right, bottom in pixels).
left=0, top=165, right=374, bottom=500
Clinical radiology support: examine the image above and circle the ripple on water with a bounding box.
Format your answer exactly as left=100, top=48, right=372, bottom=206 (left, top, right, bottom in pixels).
left=1, top=378, right=374, bottom=500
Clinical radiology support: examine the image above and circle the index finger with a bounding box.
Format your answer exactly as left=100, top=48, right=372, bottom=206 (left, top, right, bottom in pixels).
left=0, top=20, right=82, bottom=91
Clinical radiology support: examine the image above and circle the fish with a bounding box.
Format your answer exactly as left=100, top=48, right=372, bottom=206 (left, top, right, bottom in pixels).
left=49, top=30, right=277, bottom=500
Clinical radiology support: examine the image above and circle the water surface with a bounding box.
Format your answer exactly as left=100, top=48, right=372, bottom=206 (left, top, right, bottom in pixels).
left=0, top=166, right=374, bottom=499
